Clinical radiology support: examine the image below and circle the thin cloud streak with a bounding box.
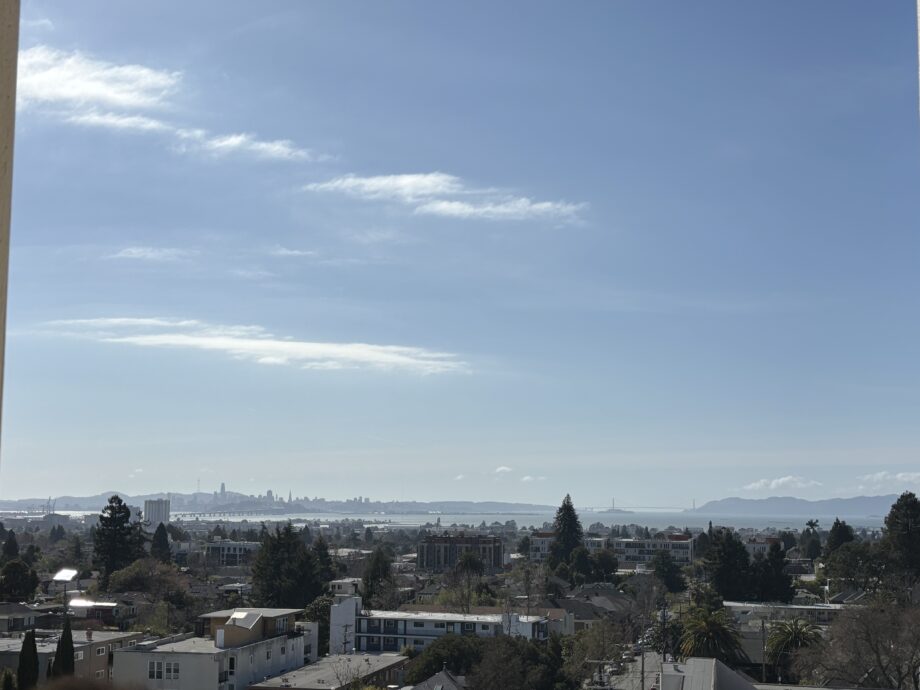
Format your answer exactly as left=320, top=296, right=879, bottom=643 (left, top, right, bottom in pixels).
left=306, top=172, right=584, bottom=224
left=107, top=246, right=198, bottom=261
left=18, top=45, right=323, bottom=163
left=40, top=318, right=467, bottom=375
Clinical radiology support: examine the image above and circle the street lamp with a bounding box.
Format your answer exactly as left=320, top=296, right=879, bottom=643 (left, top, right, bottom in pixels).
left=52, top=568, right=78, bottom=621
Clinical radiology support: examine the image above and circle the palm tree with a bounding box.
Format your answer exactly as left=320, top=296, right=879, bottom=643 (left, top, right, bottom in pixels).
left=767, top=618, right=821, bottom=682
left=679, top=608, right=747, bottom=664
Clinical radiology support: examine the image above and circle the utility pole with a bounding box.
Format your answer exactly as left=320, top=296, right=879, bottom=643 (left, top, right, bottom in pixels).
left=0, top=0, right=20, bottom=471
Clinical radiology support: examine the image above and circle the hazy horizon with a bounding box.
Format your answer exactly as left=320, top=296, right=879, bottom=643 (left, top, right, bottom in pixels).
left=4, top=2, right=920, bottom=507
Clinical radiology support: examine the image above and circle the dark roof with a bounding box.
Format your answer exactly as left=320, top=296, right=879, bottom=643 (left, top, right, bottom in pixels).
left=412, top=669, right=468, bottom=690
left=0, top=603, right=35, bottom=616
left=537, top=598, right=607, bottom=621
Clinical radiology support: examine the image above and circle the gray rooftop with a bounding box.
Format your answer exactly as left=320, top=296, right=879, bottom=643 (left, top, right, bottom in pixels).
left=251, top=653, right=407, bottom=689
left=0, top=630, right=141, bottom=655
left=200, top=607, right=301, bottom=619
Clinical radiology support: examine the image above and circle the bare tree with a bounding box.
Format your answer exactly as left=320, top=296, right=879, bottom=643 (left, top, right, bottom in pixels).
left=795, top=601, right=920, bottom=690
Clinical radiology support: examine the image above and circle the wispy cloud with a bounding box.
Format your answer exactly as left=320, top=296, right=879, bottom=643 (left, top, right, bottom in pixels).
left=231, top=268, right=276, bottom=281
left=268, top=245, right=318, bottom=258
left=306, top=172, right=584, bottom=224
left=858, top=471, right=920, bottom=486
left=107, top=246, right=198, bottom=262
left=742, top=475, right=823, bottom=491
left=21, top=18, right=55, bottom=31
left=494, top=466, right=513, bottom=474
left=521, top=475, right=546, bottom=482
left=453, top=474, right=465, bottom=481
left=18, top=45, right=323, bottom=163
left=40, top=317, right=467, bottom=375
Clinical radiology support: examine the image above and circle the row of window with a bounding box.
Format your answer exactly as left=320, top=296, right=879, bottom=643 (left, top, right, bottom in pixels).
left=148, top=661, right=179, bottom=680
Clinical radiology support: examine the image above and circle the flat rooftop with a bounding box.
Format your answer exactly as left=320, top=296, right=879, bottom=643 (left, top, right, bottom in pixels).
left=251, top=654, right=407, bottom=689
left=723, top=601, right=846, bottom=611
left=135, top=637, right=220, bottom=655
left=200, top=607, right=301, bottom=619
left=364, top=609, right=544, bottom=624
left=0, top=630, right=140, bottom=654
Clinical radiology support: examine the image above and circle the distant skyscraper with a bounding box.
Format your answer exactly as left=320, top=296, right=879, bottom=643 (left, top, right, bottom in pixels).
left=266, top=489, right=274, bottom=502
left=220, top=482, right=226, bottom=499
left=144, top=499, right=170, bottom=528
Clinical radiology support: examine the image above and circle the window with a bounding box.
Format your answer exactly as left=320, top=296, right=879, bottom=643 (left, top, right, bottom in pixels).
left=281, top=645, right=286, bottom=655
left=413, top=639, right=424, bottom=646
left=165, top=662, right=180, bottom=680
left=266, top=649, right=272, bottom=660
left=434, top=622, right=445, bottom=629
left=229, top=656, right=236, bottom=676
left=412, top=622, right=424, bottom=628
left=74, top=651, right=84, bottom=661
left=96, top=647, right=106, bottom=656
left=95, top=670, right=105, bottom=679
left=128, top=640, right=136, bottom=647
left=148, top=661, right=163, bottom=680
left=463, top=623, right=474, bottom=632
left=250, top=654, right=254, bottom=665
left=481, top=624, right=490, bottom=631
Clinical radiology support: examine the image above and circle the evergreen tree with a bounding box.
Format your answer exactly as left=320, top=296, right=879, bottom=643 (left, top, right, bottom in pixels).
left=93, top=495, right=146, bottom=589
left=549, top=494, right=583, bottom=567
left=304, top=594, right=334, bottom=655
left=0, top=560, right=39, bottom=602
left=150, top=523, right=172, bottom=563
left=313, top=536, right=336, bottom=582
left=364, top=526, right=374, bottom=544
left=883, top=492, right=920, bottom=578
left=17, top=630, right=38, bottom=690
left=0, top=668, right=14, bottom=690
left=2, top=532, right=18, bottom=564
left=752, top=543, right=794, bottom=602
left=362, top=546, right=393, bottom=604
left=50, top=616, right=74, bottom=677
left=300, top=526, right=313, bottom=545
left=824, top=518, right=855, bottom=557
left=252, top=524, right=323, bottom=608
left=704, top=529, right=752, bottom=601
left=694, top=531, right=711, bottom=560
left=650, top=551, right=687, bottom=593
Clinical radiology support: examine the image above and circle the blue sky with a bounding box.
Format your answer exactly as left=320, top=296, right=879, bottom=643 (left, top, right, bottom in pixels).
left=3, top=1, right=920, bottom=506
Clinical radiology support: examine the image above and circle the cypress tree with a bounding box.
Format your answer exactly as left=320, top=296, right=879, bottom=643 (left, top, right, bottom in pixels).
left=150, top=523, right=172, bottom=563
left=549, top=494, right=583, bottom=567
left=17, top=629, right=39, bottom=690
left=51, top=616, right=75, bottom=677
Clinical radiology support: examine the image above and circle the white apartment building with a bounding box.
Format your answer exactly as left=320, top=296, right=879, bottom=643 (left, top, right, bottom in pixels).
left=330, top=596, right=548, bottom=656
left=529, top=531, right=556, bottom=562
left=143, top=499, right=171, bottom=528
left=584, top=537, right=609, bottom=554
left=743, top=537, right=781, bottom=559
left=329, top=578, right=363, bottom=597
left=113, top=608, right=311, bottom=690
left=205, top=540, right=262, bottom=566
left=610, top=535, right=694, bottom=568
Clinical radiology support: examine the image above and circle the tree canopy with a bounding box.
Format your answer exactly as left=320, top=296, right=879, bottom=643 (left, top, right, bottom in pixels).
left=150, top=523, right=172, bottom=563
left=252, top=523, right=323, bottom=608
left=93, top=495, right=146, bottom=589
left=549, top=494, right=583, bottom=568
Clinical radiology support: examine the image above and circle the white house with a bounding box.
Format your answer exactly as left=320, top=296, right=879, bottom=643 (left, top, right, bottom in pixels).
left=330, top=596, right=548, bottom=656
left=113, top=608, right=309, bottom=690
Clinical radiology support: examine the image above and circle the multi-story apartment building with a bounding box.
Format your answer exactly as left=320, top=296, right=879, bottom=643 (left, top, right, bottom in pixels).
left=529, top=531, right=556, bottom=562
left=330, top=597, right=548, bottom=656
left=610, top=534, right=694, bottom=568
left=0, top=629, right=145, bottom=684
left=113, top=608, right=311, bottom=690
left=205, top=540, right=262, bottom=567
left=143, top=499, right=170, bottom=528
left=417, top=534, right=503, bottom=574
left=743, top=537, right=781, bottom=559
left=584, top=537, right=609, bottom=554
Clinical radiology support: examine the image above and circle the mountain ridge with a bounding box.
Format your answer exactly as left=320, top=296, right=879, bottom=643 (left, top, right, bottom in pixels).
left=692, top=494, right=898, bottom=517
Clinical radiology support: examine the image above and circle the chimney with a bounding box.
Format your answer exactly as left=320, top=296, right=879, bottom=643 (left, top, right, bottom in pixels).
left=85, top=630, right=93, bottom=641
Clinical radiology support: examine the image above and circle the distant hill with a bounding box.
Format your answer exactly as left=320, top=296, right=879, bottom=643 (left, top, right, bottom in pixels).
left=692, top=494, right=899, bottom=517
